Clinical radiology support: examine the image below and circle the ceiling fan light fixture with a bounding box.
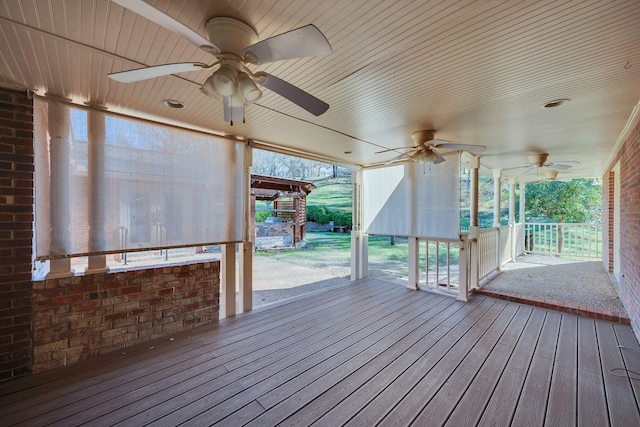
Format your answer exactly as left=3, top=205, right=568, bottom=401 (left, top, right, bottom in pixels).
left=211, top=65, right=237, bottom=96
left=237, top=72, right=262, bottom=104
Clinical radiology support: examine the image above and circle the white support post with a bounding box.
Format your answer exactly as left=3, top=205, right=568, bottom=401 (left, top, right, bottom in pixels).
left=407, top=237, right=419, bottom=290
left=85, top=110, right=108, bottom=275
left=508, top=179, right=517, bottom=261
left=351, top=168, right=368, bottom=280
left=85, top=255, right=108, bottom=274
left=508, top=179, right=516, bottom=225
left=239, top=142, right=253, bottom=313
left=492, top=169, right=502, bottom=227
left=519, top=182, right=526, bottom=223
left=458, top=235, right=469, bottom=301
left=46, top=258, right=73, bottom=279
left=239, top=241, right=253, bottom=313
left=220, top=243, right=236, bottom=318
left=467, top=155, right=480, bottom=291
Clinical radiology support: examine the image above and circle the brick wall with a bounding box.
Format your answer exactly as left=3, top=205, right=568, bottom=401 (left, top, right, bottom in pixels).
left=32, top=262, right=219, bottom=373
left=603, top=118, right=640, bottom=339
left=0, top=88, right=34, bottom=381
left=0, top=88, right=223, bottom=381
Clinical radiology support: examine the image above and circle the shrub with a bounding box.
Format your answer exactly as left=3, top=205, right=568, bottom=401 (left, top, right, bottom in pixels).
left=306, top=205, right=352, bottom=227
left=255, top=211, right=271, bottom=222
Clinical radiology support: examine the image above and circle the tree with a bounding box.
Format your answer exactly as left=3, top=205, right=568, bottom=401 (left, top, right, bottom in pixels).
left=525, top=178, right=601, bottom=252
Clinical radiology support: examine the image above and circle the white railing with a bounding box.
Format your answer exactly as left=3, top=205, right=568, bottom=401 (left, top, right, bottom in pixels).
left=477, top=224, right=526, bottom=282
left=514, top=223, right=525, bottom=255
left=478, top=228, right=499, bottom=280
left=524, top=222, right=602, bottom=258
left=499, top=225, right=512, bottom=266
left=416, top=236, right=468, bottom=300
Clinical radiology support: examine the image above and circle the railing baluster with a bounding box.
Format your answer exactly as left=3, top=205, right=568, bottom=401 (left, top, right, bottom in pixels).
left=447, top=242, right=451, bottom=291
left=425, top=240, right=429, bottom=288
left=435, top=241, right=440, bottom=288
left=523, top=222, right=601, bottom=259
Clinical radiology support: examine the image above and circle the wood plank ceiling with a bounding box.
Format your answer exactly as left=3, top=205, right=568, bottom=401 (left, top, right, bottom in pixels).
left=1, top=0, right=639, bottom=178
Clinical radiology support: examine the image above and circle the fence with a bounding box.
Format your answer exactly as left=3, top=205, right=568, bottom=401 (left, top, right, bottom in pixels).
left=524, top=223, right=602, bottom=258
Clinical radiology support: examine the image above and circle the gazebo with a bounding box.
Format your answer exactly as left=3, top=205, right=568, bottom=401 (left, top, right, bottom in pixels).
left=251, top=174, right=316, bottom=248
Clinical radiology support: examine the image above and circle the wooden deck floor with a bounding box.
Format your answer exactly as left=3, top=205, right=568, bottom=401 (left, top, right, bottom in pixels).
left=2, top=278, right=640, bottom=426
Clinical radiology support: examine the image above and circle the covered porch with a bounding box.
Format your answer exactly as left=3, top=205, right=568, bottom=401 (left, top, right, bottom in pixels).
left=2, top=278, right=640, bottom=426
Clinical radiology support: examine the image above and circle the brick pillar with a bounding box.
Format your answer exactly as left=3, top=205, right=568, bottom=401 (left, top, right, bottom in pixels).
left=0, top=88, right=34, bottom=382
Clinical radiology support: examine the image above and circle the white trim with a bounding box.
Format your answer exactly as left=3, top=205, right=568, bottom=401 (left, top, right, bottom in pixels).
left=613, top=161, right=621, bottom=279
left=603, top=100, right=640, bottom=174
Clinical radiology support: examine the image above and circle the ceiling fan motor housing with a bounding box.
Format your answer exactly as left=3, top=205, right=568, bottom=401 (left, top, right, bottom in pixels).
left=528, top=153, right=549, bottom=165
left=205, top=17, right=258, bottom=55
left=411, top=130, right=436, bottom=145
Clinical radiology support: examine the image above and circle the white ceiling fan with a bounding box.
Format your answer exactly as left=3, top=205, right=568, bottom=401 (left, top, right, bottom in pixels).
left=108, top=0, right=332, bottom=125
left=509, top=153, right=580, bottom=176
left=375, top=130, right=487, bottom=165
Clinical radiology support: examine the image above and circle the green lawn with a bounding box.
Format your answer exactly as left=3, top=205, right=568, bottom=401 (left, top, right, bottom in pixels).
left=255, top=232, right=460, bottom=278
left=307, top=177, right=352, bottom=211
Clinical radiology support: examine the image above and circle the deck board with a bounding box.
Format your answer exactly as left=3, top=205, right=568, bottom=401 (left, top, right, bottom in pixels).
left=510, top=311, right=561, bottom=427
left=476, top=307, right=546, bottom=427
left=576, top=317, right=609, bottom=427
left=597, top=321, right=640, bottom=426
left=0, top=278, right=637, bottom=427
left=545, top=314, right=578, bottom=426
left=443, top=305, right=533, bottom=427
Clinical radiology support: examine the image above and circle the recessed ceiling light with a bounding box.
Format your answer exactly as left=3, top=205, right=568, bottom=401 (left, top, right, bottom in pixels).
left=163, top=99, right=184, bottom=109
left=543, top=98, right=570, bottom=108
left=344, top=151, right=352, bottom=154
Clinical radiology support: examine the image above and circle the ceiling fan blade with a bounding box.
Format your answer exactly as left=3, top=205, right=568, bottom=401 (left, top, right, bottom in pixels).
left=433, top=142, right=487, bottom=153
left=223, top=96, right=245, bottom=123
left=111, top=0, right=219, bottom=54
left=431, top=148, right=446, bottom=164
left=549, top=163, right=573, bottom=170
left=384, top=150, right=416, bottom=166
left=553, top=160, right=581, bottom=165
left=255, top=72, right=329, bottom=116
left=242, top=25, right=331, bottom=65
left=375, top=146, right=415, bottom=154
left=109, top=62, right=207, bottom=83
left=519, top=167, right=534, bottom=176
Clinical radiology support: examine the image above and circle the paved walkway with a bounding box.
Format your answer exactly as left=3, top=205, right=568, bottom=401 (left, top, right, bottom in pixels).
left=477, top=255, right=629, bottom=323
left=250, top=257, right=351, bottom=308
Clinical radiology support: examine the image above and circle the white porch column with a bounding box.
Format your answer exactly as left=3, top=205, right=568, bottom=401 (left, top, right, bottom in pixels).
left=239, top=241, right=253, bottom=313
left=239, top=143, right=253, bottom=313
left=220, top=243, right=236, bottom=318
left=492, top=169, right=502, bottom=227
left=508, top=178, right=516, bottom=225
left=519, top=183, right=526, bottom=223
left=407, top=237, right=419, bottom=290
left=351, top=168, right=368, bottom=280
left=467, top=155, right=480, bottom=291
left=85, top=109, right=109, bottom=274
left=508, top=178, right=517, bottom=261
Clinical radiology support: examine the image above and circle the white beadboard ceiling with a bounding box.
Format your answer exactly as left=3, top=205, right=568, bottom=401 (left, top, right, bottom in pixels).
left=1, top=0, right=639, bottom=179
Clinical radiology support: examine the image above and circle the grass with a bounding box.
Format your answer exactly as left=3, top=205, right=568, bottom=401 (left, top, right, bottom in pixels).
left=255, top=232, right=461, bottom=279
left=307, top=177, right=352, bottom=211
